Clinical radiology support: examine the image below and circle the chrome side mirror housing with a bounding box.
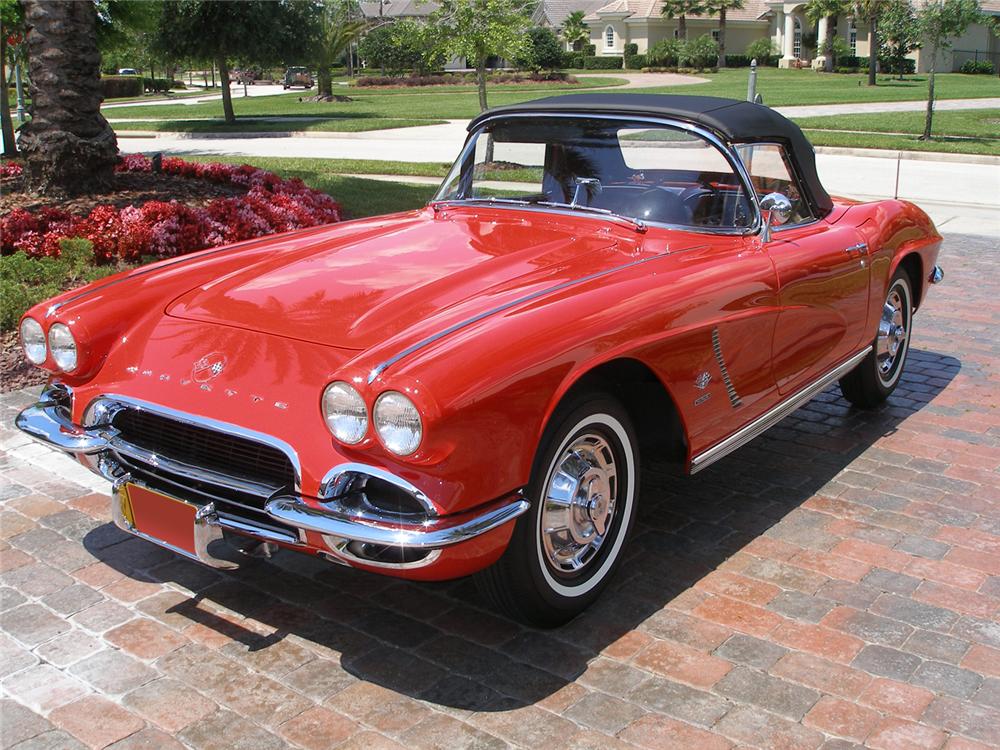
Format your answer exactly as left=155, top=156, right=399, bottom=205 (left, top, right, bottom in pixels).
left=759, top=192, right=793, bottom=242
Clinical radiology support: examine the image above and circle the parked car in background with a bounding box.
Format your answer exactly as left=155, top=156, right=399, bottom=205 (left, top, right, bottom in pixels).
left=283, top=66, right=313, bottom=89
left=117, top=68, right=138, bottom=76
left=16, top=95, right=943, bottom=627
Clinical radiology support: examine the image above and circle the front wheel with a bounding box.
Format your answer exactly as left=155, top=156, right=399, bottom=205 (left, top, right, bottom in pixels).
left=840, top=268, right=913, bottom=408
left=475, top=393, right=639, bottom=627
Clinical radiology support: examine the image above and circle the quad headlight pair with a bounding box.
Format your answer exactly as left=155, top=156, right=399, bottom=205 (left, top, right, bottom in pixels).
left=322, top=381, right=422, bottom=456
left=19, top=318, right=78, bottom=372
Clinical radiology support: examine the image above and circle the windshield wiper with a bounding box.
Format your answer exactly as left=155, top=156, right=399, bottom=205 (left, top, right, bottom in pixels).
left=532, top=201, right=647, bottom=233
left=431, top=197, right=534, bottom=209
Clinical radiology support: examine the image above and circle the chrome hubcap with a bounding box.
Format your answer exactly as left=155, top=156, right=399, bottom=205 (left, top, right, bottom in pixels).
left=541, top=433, right=618, bottom=574
left=876, top=287, right=908, bottom=380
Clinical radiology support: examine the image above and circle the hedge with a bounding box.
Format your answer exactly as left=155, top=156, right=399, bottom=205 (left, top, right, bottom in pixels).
left=960, top=59, right=995, bottom=74
left=583, top=56, right=624, bottom=69
left=142, top=77, right=185, bottom=93
left=723, top=55, right=753, bottom=67
left=838, top=55, right=916, bottom=74
left=101, top=76, right=143, bottom=99
left=625, top=54, right=648, bottom=69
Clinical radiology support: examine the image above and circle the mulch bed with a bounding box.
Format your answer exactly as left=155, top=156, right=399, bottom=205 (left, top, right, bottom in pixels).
left=2, top=331, right=45, bottom=391
left=0, top=169, right=246, bottom=215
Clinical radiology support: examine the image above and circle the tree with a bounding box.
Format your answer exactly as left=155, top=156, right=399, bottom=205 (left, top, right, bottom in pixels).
left=154, top=0, right=308, bottom=124
left=1, top=0, right=24, bottom=157
left=917, top=0, right=982, bottom=138
left=310, top=1, right=364, bottom=96
left=745, top=36, right=778, bottom=65
left=516, top=26, right=563, bottom=71
left=560, top=10, right=589, bottom=51
left=805, top=0, right=848, bottom=71
left=879, top=0, right=919, bottom=78
left=660, top=0, right=708, bottom=41
left=16, top=0, right=118, bottom=194
left=432, top=0, right=531, bottom=111
left=704, top=0, right=744, bottom=67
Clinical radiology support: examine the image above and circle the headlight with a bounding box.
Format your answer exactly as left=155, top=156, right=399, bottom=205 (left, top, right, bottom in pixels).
left=19, top=318, right=47, bottom=365
left=48, top=323, right=78, bottom=372
left=322, top=381, right=367, bottom=444
left=374, top=391, right=422, bottom=456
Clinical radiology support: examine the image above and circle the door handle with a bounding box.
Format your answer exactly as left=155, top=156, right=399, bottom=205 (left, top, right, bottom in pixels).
left=843, top=242, right=868, bottom=256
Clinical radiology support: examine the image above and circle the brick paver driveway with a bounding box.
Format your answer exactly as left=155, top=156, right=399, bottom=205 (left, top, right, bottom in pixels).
left=2, top=233, right=998, bottom=750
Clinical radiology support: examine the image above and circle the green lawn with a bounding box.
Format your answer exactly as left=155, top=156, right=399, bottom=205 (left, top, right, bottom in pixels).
left=632, top=68, right=999, bottom=106
left=112, top=116, right=445, bottom=133
left=793, top=108, right=1000, bottom=156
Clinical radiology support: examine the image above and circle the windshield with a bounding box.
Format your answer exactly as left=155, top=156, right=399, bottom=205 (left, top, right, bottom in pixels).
left=435, top=116, right=755, bottom=230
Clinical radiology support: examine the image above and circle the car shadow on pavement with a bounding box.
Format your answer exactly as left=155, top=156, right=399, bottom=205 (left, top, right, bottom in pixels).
left=82, top=347, right=960, bottom=711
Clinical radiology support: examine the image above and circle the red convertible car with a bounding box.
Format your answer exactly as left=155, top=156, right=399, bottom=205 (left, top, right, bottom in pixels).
left=17, top=95, right=943, bottom=626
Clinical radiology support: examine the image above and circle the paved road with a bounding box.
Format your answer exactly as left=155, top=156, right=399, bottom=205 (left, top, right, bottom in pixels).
left=2, top=231, right=998, bottom=749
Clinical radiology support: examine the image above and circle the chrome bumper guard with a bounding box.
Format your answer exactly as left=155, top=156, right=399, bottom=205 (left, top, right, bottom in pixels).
left=16, top=390, right=530, bottom=566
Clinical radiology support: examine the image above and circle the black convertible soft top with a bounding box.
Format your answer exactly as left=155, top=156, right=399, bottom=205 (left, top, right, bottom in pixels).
left=470, top=94, right=833, bottom=219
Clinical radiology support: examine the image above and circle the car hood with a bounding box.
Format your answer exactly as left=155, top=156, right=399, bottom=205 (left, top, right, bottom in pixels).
left=167, top=209, right=631, bottom=350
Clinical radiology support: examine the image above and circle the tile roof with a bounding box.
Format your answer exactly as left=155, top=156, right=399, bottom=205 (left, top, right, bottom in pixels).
left=585, top=0, right=771, bottom=23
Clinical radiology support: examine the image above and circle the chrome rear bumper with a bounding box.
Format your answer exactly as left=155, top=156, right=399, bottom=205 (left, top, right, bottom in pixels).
left=17, top=387, right=529, bottom=568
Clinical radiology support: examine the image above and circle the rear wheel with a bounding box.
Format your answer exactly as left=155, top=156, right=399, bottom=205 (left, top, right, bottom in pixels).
left=475, top=392, right=639, bottom=627
left=840, top=268, right=913, bottom=408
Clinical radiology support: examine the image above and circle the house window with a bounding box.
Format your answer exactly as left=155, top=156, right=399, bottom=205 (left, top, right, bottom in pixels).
left=793, top=17, right=802, bottom=58
left=711, top=29, right=720, bottom=42
left=605, top=26, right=615, bottom=48
left=849, top=21, right=857, bottom=53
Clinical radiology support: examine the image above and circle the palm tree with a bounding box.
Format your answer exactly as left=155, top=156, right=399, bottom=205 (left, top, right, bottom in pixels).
left=17, top=0, right=118, bottom=194
left=852, top=0, right=885, bottom=85
left=660, top=0, right=708, bottom=41
left=311, top=2, right=365, bottom=98
left=561, top=10, right=590, bottom=51
left=705, top=0, right=745, bottom=67
left=806, top=0, right=848, bottom=72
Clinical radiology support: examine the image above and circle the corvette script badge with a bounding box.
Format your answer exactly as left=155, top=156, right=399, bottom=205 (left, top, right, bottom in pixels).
left=192, top=353, right=227, bottom=383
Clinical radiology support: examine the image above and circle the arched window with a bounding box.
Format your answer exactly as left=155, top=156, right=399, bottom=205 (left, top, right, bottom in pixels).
left=849, top=20, right=857, bottom=53
left=605, top=26, right=615, bottom=48
left=793, top=17, right=802, bottom=58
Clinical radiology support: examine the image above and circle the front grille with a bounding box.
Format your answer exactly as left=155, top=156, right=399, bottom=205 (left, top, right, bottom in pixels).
left=113, top=408, right=295, bottom=491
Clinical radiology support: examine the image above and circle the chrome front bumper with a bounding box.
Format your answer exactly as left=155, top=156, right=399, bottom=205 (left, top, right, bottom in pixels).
left=16, top=388, right=529, bottom=569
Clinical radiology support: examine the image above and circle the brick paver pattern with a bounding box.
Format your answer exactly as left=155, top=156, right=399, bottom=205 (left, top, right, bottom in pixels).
left=1, top=232, right=998, bottom=750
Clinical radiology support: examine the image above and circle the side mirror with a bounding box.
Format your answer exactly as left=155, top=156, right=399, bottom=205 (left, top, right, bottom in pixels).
left=759, top=192, right=793, bottom=242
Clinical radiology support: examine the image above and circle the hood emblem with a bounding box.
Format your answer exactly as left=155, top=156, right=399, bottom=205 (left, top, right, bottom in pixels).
left=694, top=371, right=712, bottom=390
left=193, top=353, right=227, bottom=383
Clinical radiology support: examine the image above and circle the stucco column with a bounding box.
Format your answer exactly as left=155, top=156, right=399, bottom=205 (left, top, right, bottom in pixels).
left=782, top=12, right=796, bottom=59
left=813, top=16, right=829, bottom=68
left=775, top=10, right=785, bottom=54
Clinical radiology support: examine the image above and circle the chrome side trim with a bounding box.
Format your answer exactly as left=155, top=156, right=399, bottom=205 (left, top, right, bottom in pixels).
left=690, top=346, right=872, bottom=474
left=265, top=495, right=530, bottom=549
left=367, top=248, right=686, bottom=383
left=83, top=394, right=302, bottom=493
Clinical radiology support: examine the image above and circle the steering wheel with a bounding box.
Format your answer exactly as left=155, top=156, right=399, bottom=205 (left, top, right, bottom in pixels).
left=679, top=184, right=719, bottom=206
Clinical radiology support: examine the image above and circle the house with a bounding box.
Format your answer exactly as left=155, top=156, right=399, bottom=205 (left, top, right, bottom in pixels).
left=532, top=0, right=609, bottom=48
left=581, top=0, right=999, bottom=71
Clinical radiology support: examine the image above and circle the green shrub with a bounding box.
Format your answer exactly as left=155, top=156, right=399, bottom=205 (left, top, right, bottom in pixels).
left=624, top=43, right=638, bottom=57
left=684, top=35, right=719, bottom=69
left=724, top=54, right=753, bottom=67
left=625, top=53, right=648, bottom=69
left=142, top=77, right=177, bottom=93
left=745, top=37, right=778, bottom=66
left=515, top=27, right=564, bottom=71
left=101, top=75, right=144, bottom=99
left=0, top=239, right=134, bottom=331
left=583, top=43, right=596, bottom=56
left=649, top=38, right=682, bottom=66
left=960, top=59, right=995, bottom=74
left=583, top=55, right=623, bottom=69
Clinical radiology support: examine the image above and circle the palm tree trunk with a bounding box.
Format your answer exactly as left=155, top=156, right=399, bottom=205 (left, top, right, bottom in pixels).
left=217, top=55, right=235, bottom=123
left=824, top=19, right=834, bottom=73
left=318, top=66, right=333, bottom=98
left=1, top=34, right=18, bottom=157
left=717, top=9, right=727, bottom=68
left=867, top=17, right=877, bottom=86
left=17, top=0, right=117, bottom=195
left=679, top=15, right=687, bottom=41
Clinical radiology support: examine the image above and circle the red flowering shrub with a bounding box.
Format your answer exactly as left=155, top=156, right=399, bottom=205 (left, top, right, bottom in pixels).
left=1, top=155, right=341, bottom=263
left=1, top=161, right=23, bottom=178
